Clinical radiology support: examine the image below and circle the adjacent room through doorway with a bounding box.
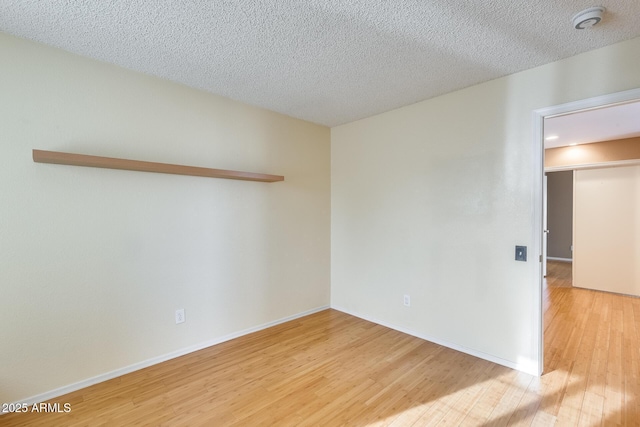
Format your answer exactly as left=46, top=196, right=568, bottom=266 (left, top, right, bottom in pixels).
left=535, top=92, right=640, bottom=422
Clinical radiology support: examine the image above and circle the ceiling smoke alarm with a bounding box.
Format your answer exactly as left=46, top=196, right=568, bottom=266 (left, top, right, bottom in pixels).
left=572, top=6, right=606, bottom=29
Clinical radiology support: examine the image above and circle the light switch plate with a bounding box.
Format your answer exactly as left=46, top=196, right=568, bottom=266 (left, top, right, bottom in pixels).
left=515, top=246, right=527, bottom=262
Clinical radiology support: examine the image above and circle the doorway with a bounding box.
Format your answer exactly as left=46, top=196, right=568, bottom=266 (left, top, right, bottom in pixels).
left=533, top=87, right=640, bottom=375
left=544, top=170, right=573, bottom=290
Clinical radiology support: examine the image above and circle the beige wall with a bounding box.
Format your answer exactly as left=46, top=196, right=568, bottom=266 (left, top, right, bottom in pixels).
left=574, top=166, right=640, bottom=296
left=0, top=33, right=330, bottom=403
left=546, top=171, right=574, bottom=260
left=546, top=136, right=640, bottom=169
left=332, top=36, right=640, bottom=374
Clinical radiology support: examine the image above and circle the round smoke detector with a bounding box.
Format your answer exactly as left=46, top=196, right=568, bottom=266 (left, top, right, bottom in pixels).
left=572, top=6, right=606, bottom=29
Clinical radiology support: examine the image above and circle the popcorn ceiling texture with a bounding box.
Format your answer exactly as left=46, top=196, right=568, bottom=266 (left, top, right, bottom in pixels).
left=1, top=0, right=639, bottom=126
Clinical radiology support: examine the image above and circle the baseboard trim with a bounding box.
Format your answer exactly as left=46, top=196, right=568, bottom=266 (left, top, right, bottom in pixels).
left=8, top=305, right=330, bottom=409
left=331, top=305, right=539, bottom=376
left=547, top=257, right=572, bottom=263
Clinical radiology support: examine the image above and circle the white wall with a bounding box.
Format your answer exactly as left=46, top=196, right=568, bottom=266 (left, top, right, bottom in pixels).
left=331, top=36, right=640, bottom=374
left=0, top=32, right=330, bottom=403
left=574, top=166, right=640, bottom=296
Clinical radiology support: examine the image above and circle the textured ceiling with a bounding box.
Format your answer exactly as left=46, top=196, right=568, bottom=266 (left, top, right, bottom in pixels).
left=1, top=1, right=640, bottom=127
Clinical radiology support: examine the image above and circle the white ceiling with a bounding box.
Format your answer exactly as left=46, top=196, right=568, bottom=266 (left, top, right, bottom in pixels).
left=544, top=101, right=640, bottom=148
left=2, top=1, right=640, bottom=127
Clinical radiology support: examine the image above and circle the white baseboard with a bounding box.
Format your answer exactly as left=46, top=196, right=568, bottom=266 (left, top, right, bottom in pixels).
left=331, top=305, right=539, bottom=377
left=547, top=257, right=572, bottom=263
left=8, top=305, right=330, bottom=409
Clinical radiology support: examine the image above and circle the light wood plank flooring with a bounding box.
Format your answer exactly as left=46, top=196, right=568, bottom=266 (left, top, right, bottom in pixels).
left=2, top=261, right=639, bottom=426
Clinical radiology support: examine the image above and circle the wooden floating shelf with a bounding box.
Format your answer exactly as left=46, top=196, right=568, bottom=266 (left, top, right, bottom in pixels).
left=32, top=149, right=284, bottom=183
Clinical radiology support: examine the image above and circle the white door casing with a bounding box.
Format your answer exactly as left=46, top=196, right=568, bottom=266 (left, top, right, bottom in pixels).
left=532, top=86, right=640, bottom=376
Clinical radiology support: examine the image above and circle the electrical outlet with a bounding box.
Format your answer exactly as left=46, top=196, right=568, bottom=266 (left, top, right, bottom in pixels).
left=175, top=308, right=185, bottom=324
left=403, top=294, right=410, bottom=307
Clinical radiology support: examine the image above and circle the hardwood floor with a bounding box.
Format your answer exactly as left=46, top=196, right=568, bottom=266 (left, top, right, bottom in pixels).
left=3, top=262, right=639, bottom=426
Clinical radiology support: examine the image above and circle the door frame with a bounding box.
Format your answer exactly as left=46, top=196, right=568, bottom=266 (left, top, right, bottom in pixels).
left=531, top=87, right=640, bottom=375
left=543, top=174, right=547, bottom=278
